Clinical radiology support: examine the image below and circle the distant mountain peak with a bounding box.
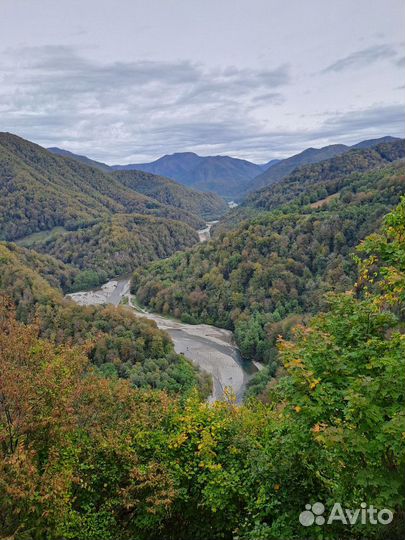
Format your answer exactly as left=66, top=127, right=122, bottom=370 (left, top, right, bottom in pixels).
left=247, top=136, right=401, bottom=193
left=109, top=151, right=264, bottom=197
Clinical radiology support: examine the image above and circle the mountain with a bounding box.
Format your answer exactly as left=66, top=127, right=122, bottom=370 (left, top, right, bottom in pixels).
left=132, top=141, right=405, bottom=366
left=48, top=147, right=227, bottom=221
left=47, top=146, right=112, bottom=172
left=2, top=136, right=404, bottom=540
left=351, top=135, right=401, bottom=149
left=0, top=132, right=206, bottom=243
left=113, top=151, right=202, bottom=176
left=0, top=132, right=211, bottom=288
left=249, top=144, right=349, bottom=192
left=47, top=136, right=401, bottom=199
left=112, top=169, right=228, bottom=220
left=248, top=136, right=402, bottom=193
left=245, top=139, right=405, bottom=211
left=180, top=155, right=263, bottom=195
left=48, top=147, right=258, bottom=198
left=112, top=152, right=264, bottom=197
left=259, top=158, right=281, bottom=170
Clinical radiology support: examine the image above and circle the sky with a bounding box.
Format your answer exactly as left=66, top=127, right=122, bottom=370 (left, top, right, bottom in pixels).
left=0, top=0, right=404, bottom=163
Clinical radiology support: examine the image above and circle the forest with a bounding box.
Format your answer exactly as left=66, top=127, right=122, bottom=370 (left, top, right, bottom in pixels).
left=0, top=132, right=228, bottom=241
left=131, top=158, right=405, bottom=394
left=0, top=242, right=211, bottom=397
left=0, top=131, right=404, bottom=539
left=1, top=198, right=404, bottom=539
left=244, top=139, right=405, bottom=211
left=1, top=0, right=404, bottom=534
left=112, top=169, right=228, bottom=220
left=0, top=133, right=230, bottom=289
left=0, top=133, right=198, bottom=239
left=28, top=214, right=199, bottom=290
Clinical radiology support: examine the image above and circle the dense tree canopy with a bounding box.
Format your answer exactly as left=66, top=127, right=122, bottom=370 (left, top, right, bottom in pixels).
left=0, top=133, right=207, bottom=242
left=28, top=214, right=199, bottom=290
left=1, top=199, right=404, bottom=539
left=244, top=139, right=405, bottom=211
left=112, top=169, right=228, bottom=220
left=132, top=162, right=405, bottom=374
left=0, top=242, right=210, bottom=397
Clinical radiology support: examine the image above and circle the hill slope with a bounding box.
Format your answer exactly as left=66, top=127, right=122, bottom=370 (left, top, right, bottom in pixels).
left=0, top=241, right=206, bottom=395
left=245, top=139, right=405, bottom=211
left=112, top=169, right=228, bottom=220
left=131, top=158, right=405, bottom=366
left=250, top=144, right=350, bottom=192
left=351, top=135, right=400, bottom=149
left=112, top=152, right=264, bottom=197
left=29, top=214, right=199, bottom=288
left=47, top=146, right=112, bottom=171
left=249, top=136, right=402, bottom=192
left=0, top=132, right=205, bottom=242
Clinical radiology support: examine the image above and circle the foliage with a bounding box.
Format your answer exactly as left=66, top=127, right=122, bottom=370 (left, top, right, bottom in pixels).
left=29, top=214, right=199, bottom=289
left=0, top=132, right=204, bottom=242
left=248, top=138, right=404, bottom=196
left=0, top=243, right=208, bottom=397
left=0, top=200, right=404, bottom=539
left=132, top=161, right=405, bottom=369
left=0, top=307, right=179, bottom=539
left=112, top=169, right=228, bottom=220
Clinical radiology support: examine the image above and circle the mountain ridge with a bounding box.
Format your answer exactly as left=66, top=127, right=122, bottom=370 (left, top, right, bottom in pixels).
left=48, top=135, right=401, bottom=199
left=112, top=169, right=227, bottom=220
left=248, top=136, right=401, bottom=193
left=0, top=132, right=205, bottom=242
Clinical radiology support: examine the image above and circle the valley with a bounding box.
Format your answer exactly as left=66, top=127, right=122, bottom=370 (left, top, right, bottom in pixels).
left=1, top=132, right=404, bottom=540
left=1, top=2, right=404, bottom=537
left=0, top=0, right=405, bottom=540
left=67, top=278, right=257, bottom=402
left=197, top=220, right=218, bottom=242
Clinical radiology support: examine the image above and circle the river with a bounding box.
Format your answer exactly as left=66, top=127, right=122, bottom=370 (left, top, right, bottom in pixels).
left=67, top=278, right=257, bottom=402
left=197, top=220, right=218, bottom=242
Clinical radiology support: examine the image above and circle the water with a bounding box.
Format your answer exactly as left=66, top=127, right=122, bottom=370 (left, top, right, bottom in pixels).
left=197, top=221, right=219, bottom=242
left=67, top=278, right=258, bottom=401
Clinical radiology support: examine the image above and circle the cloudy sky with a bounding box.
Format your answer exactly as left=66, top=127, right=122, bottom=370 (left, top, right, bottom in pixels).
left=1, top=0, right=404, bottom=163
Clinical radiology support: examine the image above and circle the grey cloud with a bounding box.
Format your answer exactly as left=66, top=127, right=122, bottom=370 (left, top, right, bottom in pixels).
left=0, top=45, right=403, bottom=163
left=251, top=92, right=285, bottom=105
left=0, top=45, right=293, bottom=161
left=8, top=45, right=289, bottom=94
left=320, top=104, right=405, bottom=136
left=111, top=104, right=405, bottom=163
left=322, top=44, right=397, bottom=73
left=396, top=56, right=405, bottom=67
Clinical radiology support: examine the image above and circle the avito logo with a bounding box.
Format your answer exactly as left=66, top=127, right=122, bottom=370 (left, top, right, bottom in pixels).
left=299, top=502, right=393, bottom=527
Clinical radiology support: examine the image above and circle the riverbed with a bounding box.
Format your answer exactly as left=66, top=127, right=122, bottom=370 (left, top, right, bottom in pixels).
left=197, top=220, right=218, bottom=242
left=67, top=278, right=257, bottom=402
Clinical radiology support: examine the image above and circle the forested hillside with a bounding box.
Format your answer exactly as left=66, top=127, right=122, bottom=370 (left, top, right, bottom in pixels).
left=249, top=135, right=402, bottom=192
left=112, top=169, right=228, bottom=219
left=30, top=214, right=199, bottom=290
left=216, top=140, right=405, bottom=234
left=0, top=132, right=205, bottom=242
left=0, top=133, right=218, bottom=289
left=245, top=139, right=405, bottom=210
left=1, top=199, right=404, bottom=540
left=132, top=159, right=405, bottom=377
left=0, top=242, right=209, bottom=395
